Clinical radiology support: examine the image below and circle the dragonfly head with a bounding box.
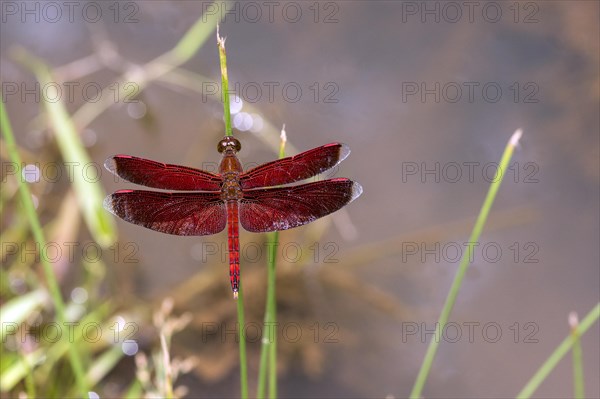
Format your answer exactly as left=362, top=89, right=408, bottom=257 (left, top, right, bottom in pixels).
left=217, top=136, right=241, bottom=154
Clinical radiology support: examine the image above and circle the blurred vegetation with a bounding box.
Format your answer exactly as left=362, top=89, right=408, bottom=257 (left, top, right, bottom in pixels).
left=2, top=3, right=598, bottom=399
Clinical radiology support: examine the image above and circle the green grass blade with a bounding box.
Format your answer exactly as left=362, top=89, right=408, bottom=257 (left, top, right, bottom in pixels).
left=124, top=380, right=143, bottom=399
left=10, top=50, right=116, bottom=248
left=257, top=129, right=286, bottom=399
left=23, top=352, right=36, bottom=399
left=1, top=96, right=89, bottom=396
left=410, top=129, right=524, bottom=399
left=236, top=283, right=249, bottom=399
left=217, top=27, right=233, bottom=137
left=267, top=230, right=278, bottom=399
left=85, top=345, right=125, bottom=386
left=516, top=303, right=599, bottom=399
left=171, top=1, right=230, bottom=62
left=0, top=348, right=46, bottom=391
left=257, top=235, right=279, bottom=399
left=0, top=289, right=47, bottom=342
left=569, top=312, right=586, bottom=398
left=0, top=301, right=113, bottom=392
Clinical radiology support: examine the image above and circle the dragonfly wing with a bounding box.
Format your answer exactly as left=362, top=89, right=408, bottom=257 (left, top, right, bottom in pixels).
left=104, top=190, right=226, bottom=236
left=105, top=155, right=222, bottom=191
left=239, top=178, right=362, bottom=232
left=240, top=143, right=350, bottom=189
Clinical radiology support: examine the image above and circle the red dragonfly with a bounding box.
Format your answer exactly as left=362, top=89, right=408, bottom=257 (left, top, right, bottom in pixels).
left=104, top=137, right=362, bottom=298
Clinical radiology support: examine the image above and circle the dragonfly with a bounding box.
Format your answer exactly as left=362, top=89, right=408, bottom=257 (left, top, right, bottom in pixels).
left=103, top=136, right=363, bottom=298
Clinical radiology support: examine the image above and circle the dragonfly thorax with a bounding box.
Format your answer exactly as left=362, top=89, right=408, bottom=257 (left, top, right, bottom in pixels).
left=221, top=178, right=243, bottom=201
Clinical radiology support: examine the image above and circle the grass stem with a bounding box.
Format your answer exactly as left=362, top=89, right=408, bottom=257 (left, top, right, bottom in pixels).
left=569, top=312, right=585, bottom=399
left=217, top=26, right=233, bottom=138
left=257, top=127, right=286, bottom=398
left=410, top=129, right=523, bottom=399
left=516, top=303, right=599, bottom=399
left=236, top=283, right=249, bottom=399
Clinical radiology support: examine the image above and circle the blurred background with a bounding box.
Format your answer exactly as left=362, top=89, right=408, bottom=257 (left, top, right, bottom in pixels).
left=1, top=1, right=598, bottom=398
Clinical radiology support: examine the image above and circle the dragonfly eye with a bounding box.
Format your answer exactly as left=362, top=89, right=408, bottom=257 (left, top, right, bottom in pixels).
left=217, top=137, right=242, bottom=153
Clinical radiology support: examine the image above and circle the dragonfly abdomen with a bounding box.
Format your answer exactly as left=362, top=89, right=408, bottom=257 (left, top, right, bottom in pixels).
left=226, top=200, right=241, bottom=298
